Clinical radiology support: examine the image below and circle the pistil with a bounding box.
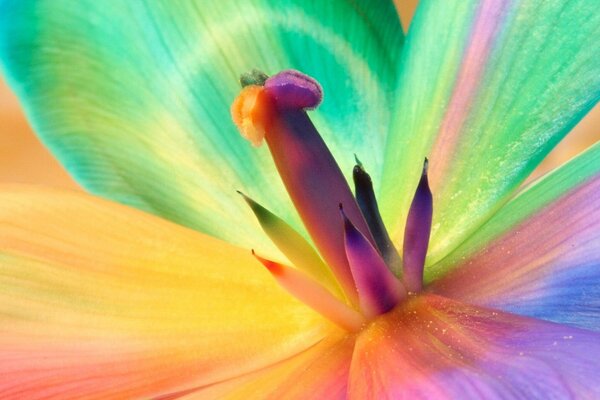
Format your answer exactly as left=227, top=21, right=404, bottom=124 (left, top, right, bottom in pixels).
left=232, top=70, right=374, bottom=302
left=231, top=69, right=434, bottom=329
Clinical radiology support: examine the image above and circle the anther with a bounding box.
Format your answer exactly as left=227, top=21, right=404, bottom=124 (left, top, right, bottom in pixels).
left=264, top=69, right=322, bottom=110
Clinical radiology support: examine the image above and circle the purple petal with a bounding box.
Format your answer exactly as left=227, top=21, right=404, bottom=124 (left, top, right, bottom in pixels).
left=431, top=144, right=600, bottom=331
left=402, top=159, right=433, bottom=292
left=341, top=206, right=405, bottom=317
left=349, top=294, right=600, bottom=399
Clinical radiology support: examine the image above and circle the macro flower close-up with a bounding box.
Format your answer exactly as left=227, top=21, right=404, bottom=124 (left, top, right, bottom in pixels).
left=1, top=0, right=600, bottom=398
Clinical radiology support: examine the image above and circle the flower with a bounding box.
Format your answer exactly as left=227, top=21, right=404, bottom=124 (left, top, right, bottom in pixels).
left=0, top=0, right=599, bottom=398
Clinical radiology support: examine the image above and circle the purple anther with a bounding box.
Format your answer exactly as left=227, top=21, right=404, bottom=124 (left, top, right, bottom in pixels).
left=264, top=69, right=323, bottom=110
left=402, top=158, right=433, bottom=293
left=340, top=205, right=405, bottom=318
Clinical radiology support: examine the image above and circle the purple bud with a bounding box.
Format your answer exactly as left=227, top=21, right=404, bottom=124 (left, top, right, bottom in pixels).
left=402, top=158, right=433, bottom=293
left=264, top=69, right=323, bottom=110
left=340, top=205, right=405, bottom=317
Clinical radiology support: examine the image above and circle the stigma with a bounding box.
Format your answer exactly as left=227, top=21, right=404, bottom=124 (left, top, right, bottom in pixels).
left=231, top=69, right=433, bottom=331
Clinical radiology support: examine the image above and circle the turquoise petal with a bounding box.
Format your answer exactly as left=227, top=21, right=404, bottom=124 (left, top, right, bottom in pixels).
left=431, top=141, right=600, bottom=331
left=380, top=0, right=600, bottom=265
left=0, top=0, right=403, bottom=252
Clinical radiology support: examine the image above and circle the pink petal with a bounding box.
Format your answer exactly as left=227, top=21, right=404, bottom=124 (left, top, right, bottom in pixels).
left=349, top=294, right=600, bottom=399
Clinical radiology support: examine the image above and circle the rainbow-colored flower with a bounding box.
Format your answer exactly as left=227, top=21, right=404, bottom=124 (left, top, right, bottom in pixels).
left=0, top=0, right=599, bottom=398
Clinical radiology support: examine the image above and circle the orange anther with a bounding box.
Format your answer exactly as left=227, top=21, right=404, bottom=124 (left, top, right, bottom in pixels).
left=230, top=85, right=272, bottom=147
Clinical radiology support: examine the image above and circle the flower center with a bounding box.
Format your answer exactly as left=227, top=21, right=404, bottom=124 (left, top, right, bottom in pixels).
left=231, top=69, right=433, bottom=331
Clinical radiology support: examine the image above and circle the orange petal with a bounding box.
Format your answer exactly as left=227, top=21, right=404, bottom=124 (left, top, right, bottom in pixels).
left=171, top=332, right=355, bottom=399
left=0, top=186, right=333, bottom=398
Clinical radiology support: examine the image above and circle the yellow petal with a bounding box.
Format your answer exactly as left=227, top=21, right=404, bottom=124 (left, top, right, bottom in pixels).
left=178, top=332, right=354, bottom=399
left=0, top=186, right=332, bottom=398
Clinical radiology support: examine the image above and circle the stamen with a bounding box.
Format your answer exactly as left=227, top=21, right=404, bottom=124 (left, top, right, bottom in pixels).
left=238, top=191, right=344, bottom=298
left=353, top=156, right=402, bottom=276
left=230, top=84, right=271, bottom=147
left=402, top=158, right=433, bottom=292
left=231, top=69, right=438, bottom=323
left=232, top=69, right=376, bottom=303
left=340, top=205, right=406, bottom=318
left=253, top=251, right=365, bottom=332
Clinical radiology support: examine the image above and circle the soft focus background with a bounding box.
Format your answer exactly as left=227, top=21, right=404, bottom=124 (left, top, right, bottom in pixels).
left=0, top=0, right=598, bottom=190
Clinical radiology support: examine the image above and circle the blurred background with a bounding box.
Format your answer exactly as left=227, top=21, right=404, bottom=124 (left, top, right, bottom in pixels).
left=1, top=0, right=598, bottom=190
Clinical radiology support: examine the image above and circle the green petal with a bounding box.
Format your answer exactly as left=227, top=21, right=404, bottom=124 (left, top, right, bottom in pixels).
left=240, top=192, right=343, bottom=298
left=379, top=0, right=600, bottom=265
left=430, top=141, right=600, bottom=331
left=0, top=0, right=404, bottom=252
left=431, top=140, right=600, bottom=279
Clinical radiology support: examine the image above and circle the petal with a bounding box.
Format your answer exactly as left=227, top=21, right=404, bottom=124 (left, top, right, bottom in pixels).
left=0, top=186, right=331, bottom=398
left=239, top=192, right=342, bottom=297
left=169, top=333, right=354, bottom=399
left=0, top=0, right=404, bottom=254
left=380, top=0, right=600, bottom=265
left=349, top=294, right=600, bottom=399
left=353, top=160, right=401, bottom=274
left=431, top=141, right=600, bottom=331
left=341, top=208, right=405, bottom=317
